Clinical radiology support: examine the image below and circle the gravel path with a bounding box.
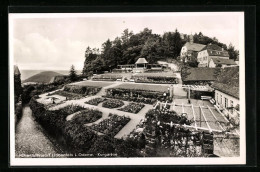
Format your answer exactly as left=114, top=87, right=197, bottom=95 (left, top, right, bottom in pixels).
left=15, top=106, right=59, bottom=157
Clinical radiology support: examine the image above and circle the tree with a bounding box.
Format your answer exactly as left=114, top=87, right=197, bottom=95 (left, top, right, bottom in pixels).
left=140, top=36, right=162, bottom=63
left=91, top=56, right=105, bottom=73
left=121, top=29, right=133, bottom=44
left=227, top=43, right=239, bottom=60
left=69, top=65, right=77, bottom=82
left=14, top=73, right=22, bottom=104
left=172, top=29, right=183, bottom=58
left=162, top=29, right=184, bottom=59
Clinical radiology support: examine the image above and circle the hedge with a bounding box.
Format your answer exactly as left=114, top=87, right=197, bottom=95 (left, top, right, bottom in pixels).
left=29, top=98, right=97, bottom=153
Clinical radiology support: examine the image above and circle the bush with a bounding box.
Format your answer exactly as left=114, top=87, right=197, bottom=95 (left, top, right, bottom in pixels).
left=102, top=99, right=124, bottom=109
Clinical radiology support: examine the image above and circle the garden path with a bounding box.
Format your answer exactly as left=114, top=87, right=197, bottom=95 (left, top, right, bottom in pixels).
left=15, top=106, right=59, bottom=157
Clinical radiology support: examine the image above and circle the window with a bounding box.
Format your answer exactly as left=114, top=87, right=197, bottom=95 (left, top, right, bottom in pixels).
left=230, top=100, right=233, bottom=107
left=224, top=97, right=228, bottom=108
left=216, top=93, right=218, bottom=103
left=220, top=95, right=222, bottom=104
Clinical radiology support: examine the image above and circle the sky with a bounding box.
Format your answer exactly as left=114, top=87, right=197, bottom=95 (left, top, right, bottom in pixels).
left=10, top=12, right=243, bottom=70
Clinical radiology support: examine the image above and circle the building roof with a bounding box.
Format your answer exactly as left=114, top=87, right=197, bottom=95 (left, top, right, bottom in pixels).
left=14, top=65, right=20, bottom=75
left=211, top=66, right=239, bottom=99
left=211, top=58, right=237, bottom=65
left=202, top=44, right=229, bottom=57
left=183, top=68, right=218, bottom=81
left=184, top=42, right=206, bottom=52
left=135, top=58, right=148, bottom=64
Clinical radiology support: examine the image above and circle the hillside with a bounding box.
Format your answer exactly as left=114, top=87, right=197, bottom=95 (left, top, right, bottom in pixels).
left=23, top=71, right=64, bottom=84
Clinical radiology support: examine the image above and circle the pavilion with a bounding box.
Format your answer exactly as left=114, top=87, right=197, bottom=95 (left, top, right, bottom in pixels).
left=135, top=58, right=148, bottom=69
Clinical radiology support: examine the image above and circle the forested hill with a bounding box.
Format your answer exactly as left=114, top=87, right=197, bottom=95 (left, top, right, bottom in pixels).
left=82, top=28, right=238, bottom=75
left=23, top=71, right=63, bottom=83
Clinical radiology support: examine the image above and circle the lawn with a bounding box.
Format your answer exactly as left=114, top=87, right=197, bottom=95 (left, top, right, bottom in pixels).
left=113, top=83, right=170, bottom=93
left=69, top=80, right=114, bottom=87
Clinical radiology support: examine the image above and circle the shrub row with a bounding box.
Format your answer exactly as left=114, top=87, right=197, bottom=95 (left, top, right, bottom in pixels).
left=118, top=103, right=145, bottom=114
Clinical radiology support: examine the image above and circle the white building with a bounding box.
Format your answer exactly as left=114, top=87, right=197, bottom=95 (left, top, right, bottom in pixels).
left=197, top=43, right=229, bottom=67
left=212, top=66, right=239, bottom=123
left=180, top=35, right=206, bottom=62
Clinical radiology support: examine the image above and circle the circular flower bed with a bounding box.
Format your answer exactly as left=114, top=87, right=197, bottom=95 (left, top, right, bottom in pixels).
left=102, top=99, right=124, bottom=109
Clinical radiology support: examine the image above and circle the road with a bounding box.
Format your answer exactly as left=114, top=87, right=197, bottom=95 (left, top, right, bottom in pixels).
left=15, top=106, right=61, bottom=157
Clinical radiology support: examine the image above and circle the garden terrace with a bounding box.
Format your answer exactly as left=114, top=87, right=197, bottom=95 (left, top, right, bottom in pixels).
left=89, top=113, right=130, bottom=137
left=70, top=109, right=102, bottom=125
left=85, top=97, right=106, bottom=106
left=64, top=85, right=101, bottom=96
left=118, top=103, right=145, bottom=114
left=102, top=99, right=124, bottom=109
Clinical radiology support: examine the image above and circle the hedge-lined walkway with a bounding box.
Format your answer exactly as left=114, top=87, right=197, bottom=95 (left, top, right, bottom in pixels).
left=15, top=106, right=59, bottom=157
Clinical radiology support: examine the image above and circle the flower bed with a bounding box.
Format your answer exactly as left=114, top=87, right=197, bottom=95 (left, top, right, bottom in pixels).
left=105, top=95, right=157, bottom=105
left=105, top=87, right=172, bottom=104
left=135, top=76, right=178, bottom=84
left=102, top=99, right=124, bottom=109
left=48, top=90, right=84, bottom=100
left=85, top=97, right=106, bottom=106
left=71, top=109, right=102, bottom=124
left=90, top=113, right=130, bottom=137
left=64, top=85, right=101, bottom=96
left=118, top=103, right=145, bottom=114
